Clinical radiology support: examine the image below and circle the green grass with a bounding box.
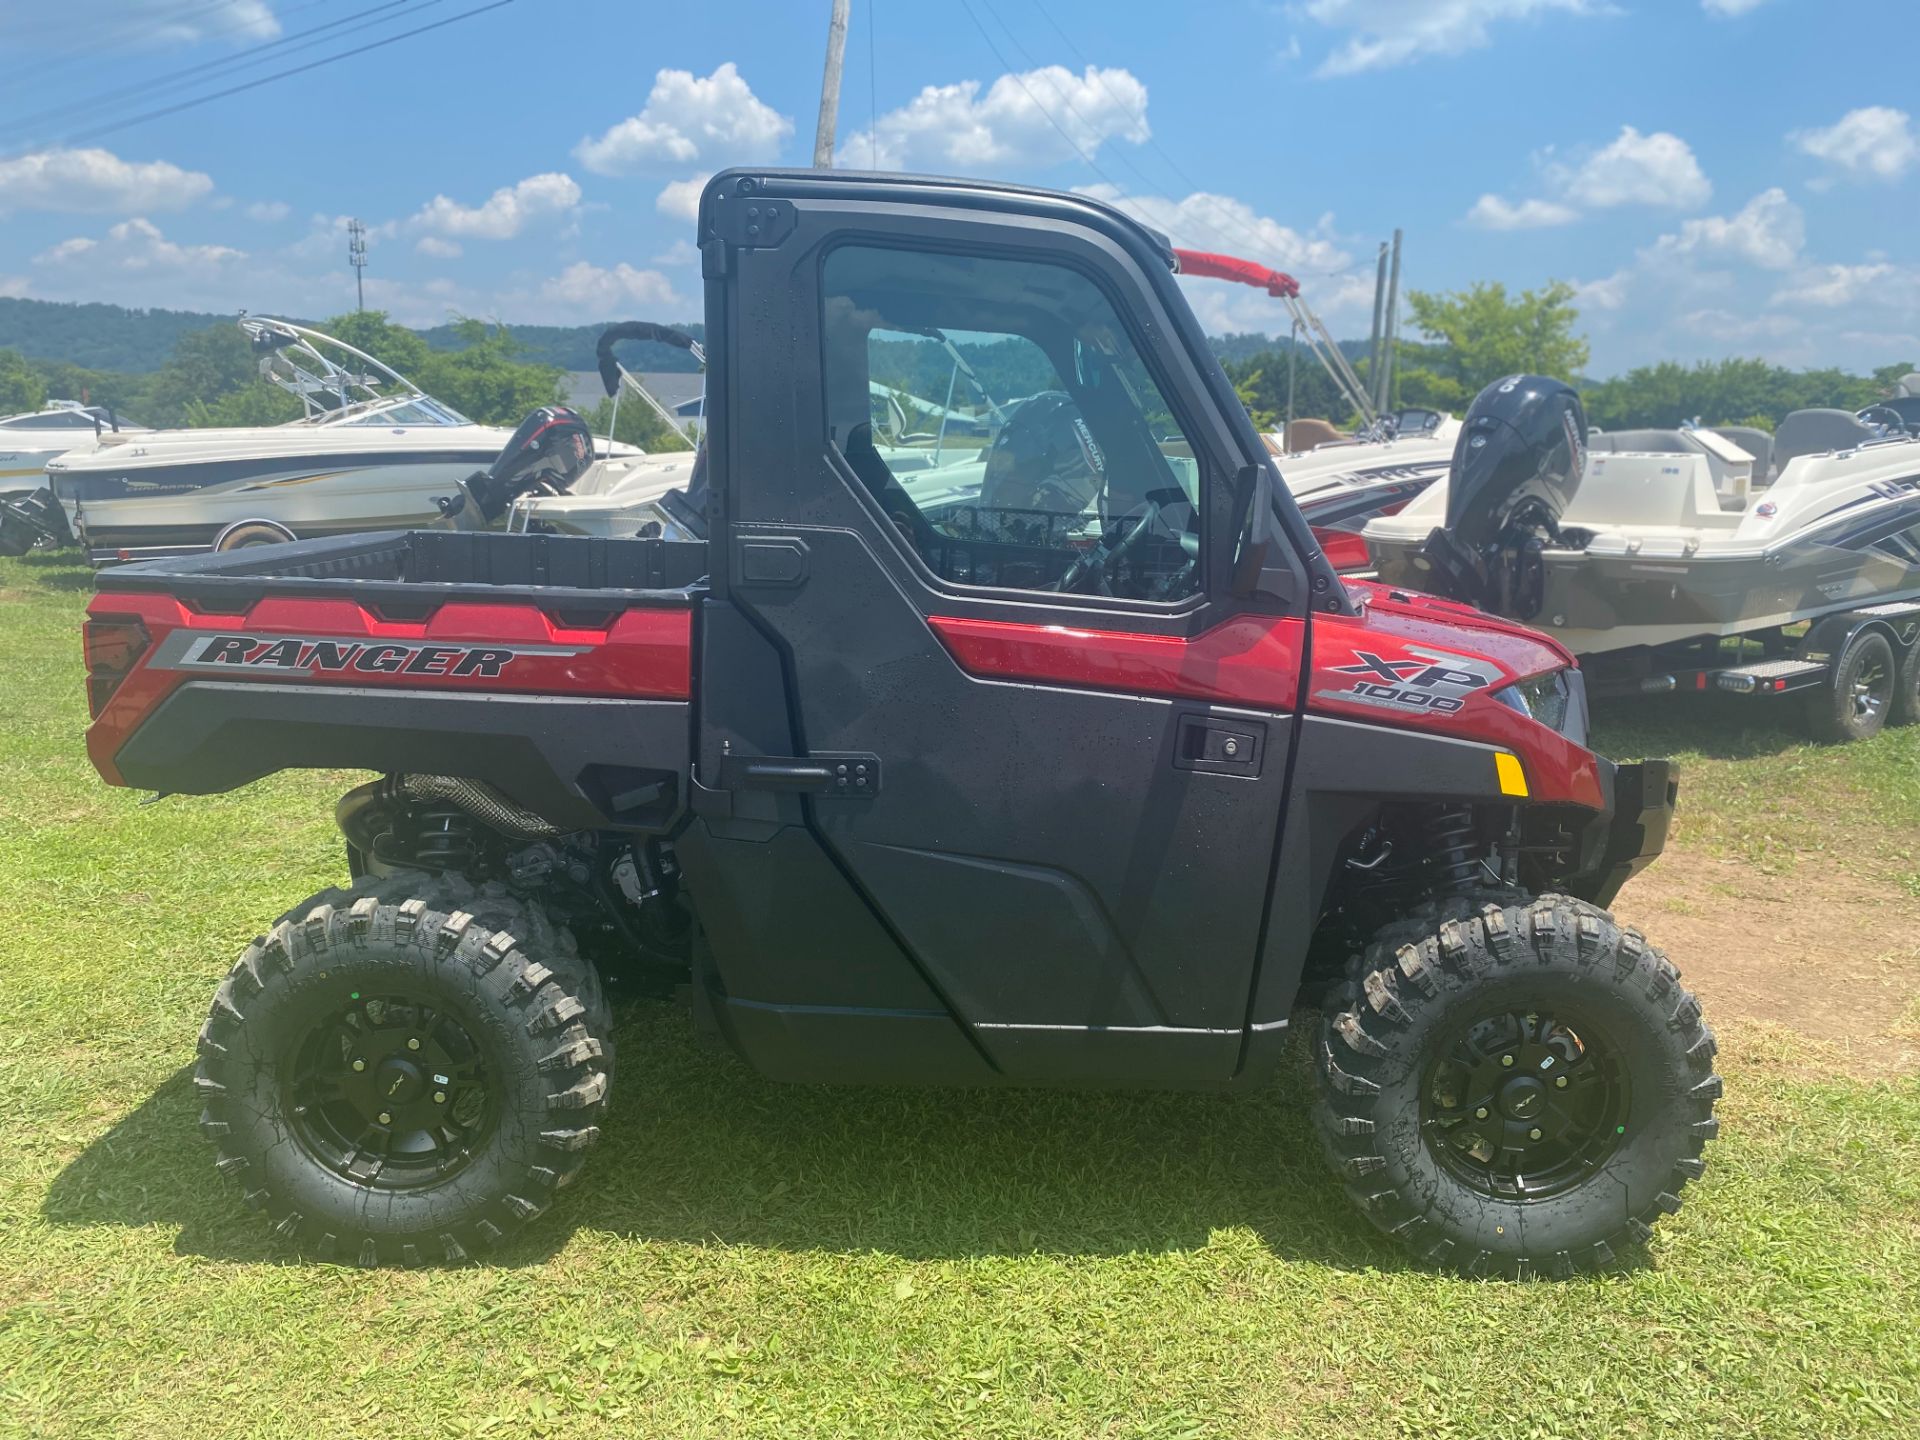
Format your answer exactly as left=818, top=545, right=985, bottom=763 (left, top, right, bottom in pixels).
left=2, top=551, right=1918, bottom=1438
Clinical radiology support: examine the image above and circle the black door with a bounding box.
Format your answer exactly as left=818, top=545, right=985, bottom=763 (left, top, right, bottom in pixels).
left=686, top=174, right=1310, bottom=1087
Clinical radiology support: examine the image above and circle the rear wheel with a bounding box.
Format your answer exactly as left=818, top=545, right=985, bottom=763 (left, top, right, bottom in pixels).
left=1809, top=629, right=1894, bottom=742
left=195, top=874, right=612, bottom=1265
left=1316, top=893, right=1719, bottom=1277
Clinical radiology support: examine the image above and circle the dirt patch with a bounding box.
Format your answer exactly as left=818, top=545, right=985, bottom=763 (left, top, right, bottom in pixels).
left=1613, top=844, right=1920, bottom=1078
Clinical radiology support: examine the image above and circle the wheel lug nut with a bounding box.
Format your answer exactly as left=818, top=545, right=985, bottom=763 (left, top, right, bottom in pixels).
left=1554, top=1075, right=1568, bottom=1089
left=351, top=1059, right=366, bottom=1072
left=407, top=1038, right=421, bottom=1051
left=1501, top=1055, right=1515, bottom=1068
left=433, top=1091, right=447, bottom=1105
left=377, top=1111, right=393, bottom=1125
left=1474, top=1107, right=1490, bottom=1120
left=1529, top=1127, right=1543, bottom=1141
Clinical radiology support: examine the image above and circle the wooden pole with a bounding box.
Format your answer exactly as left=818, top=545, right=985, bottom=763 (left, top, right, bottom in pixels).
left=813, top=0, right=851, bottom=168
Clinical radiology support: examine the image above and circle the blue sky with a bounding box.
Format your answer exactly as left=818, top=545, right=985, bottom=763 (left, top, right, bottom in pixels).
left=0, top=0, right=1914, bottom=376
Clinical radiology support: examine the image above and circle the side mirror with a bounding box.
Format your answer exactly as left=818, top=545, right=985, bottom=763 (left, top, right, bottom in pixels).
left=1230, top=462, right=1303, bottom=609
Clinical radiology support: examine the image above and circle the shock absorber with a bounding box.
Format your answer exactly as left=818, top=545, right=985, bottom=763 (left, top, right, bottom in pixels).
left=409, top=804, right=478, bottom=871
left=1425, top=806, right=1485, bottom=891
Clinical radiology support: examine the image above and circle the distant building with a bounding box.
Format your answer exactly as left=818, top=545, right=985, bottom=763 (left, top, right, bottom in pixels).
left=561, top=370, right=706, bottom=436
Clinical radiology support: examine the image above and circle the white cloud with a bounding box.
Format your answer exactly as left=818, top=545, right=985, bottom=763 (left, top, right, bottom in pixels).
left=538, top=261, right=684, bottom=317
left=652, top=239, right=700, bottom=267
left=1551, top=126, right=1711, bottom=209
left=0, top=275, right=28, bottom=299
left=409, top=172, right=581, bottom=240
left=1655, top=188, right=1805, bottom=270
left=33, top=217, right=244, bottom=272
left=1466, top=194, right=1579, bottom=229
left=1300, top=0, right=1604, bottom=77
left=244, top=200, right=290, bottom=223
left=0, top=147, right=214, bottom=214
left=575, top=63, right=792, bottom=174
left=1573, top=271, right=1629, bottom=311
left=1702, top=0, right=1771, bottom=14
left=655, top=175, right=710, bottom=223
left=1075, top=183, right=1362, bottom=331
left=843, top=65, right=1150, bottom=171
left=1679, top=309, right=1798, bottom=344
left=1771, top=262, right=1901, bottom=309
left=415, top=236, right=463, bottom=259
left=3, top=1, right=278, bottom=48
left=1792, top=107, right=1917, bottom=184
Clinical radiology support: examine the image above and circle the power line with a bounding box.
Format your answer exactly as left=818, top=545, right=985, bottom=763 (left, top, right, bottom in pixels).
left=961, top=0, right=1330, bottom=277
left=1018, top=0, right=1352, bottom=280
left=3, top=2, right=443, bottom=145
left=1, top=0, right=337, bottom=106
left=52, top=1, right=519, bottom=150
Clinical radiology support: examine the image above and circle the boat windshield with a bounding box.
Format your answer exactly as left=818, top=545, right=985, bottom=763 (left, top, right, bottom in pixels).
left=241, top=316, right=474, bottom=428
left=313, top=396, right=474, bottom=428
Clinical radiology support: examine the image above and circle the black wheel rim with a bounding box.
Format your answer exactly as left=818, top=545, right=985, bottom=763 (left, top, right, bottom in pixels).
left=1420, top=1007, right=1630, bottom=1201
left=285, top=992, right=497, bottom=1190
left=1853, top=654, right=1890, bottom=724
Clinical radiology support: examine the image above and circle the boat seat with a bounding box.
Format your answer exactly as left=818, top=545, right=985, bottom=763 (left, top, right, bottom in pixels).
left=1287, top=417, right=1347, bottom=452
left=1773, top=409, right=1877, bottom=473
left=1711, top=426, right=1772, bottom=484
left=1588, top=429, right=1697, bottom=454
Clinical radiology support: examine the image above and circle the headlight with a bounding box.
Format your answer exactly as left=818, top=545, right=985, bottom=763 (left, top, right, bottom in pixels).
left=1495, top=669, right=1575, bottom=735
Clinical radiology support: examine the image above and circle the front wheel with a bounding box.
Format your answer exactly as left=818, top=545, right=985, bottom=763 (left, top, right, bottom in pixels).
left=1316, top=894, right=1719, bottom=1277
left=195, top=878, right=613, bottom=1265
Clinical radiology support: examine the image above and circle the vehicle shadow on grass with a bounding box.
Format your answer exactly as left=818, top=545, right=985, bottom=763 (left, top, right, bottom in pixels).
left=42, top=1000, right=1415, bottom=1275
left=1590, top=693, right=1829, bottom=763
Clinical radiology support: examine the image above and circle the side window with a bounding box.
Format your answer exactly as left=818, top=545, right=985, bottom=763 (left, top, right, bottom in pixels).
left=822, top=244, right=1205, bottom=603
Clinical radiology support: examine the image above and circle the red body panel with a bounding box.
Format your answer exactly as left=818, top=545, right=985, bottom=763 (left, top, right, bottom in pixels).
left=84, top=590, right=692, bottom=787
left=929, top=582, right=1602, bottom=809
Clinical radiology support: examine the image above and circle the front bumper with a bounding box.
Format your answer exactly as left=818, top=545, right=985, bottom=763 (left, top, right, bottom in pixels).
left=1564, top=759, right=1678, bottom=907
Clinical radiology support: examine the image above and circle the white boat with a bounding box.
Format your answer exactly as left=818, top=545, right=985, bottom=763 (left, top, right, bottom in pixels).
left=1271, top=407, right=1462, bottom=570
left=48, top=318, right=544, bottom=564
left=0, top=402, right=148, bottom=554
left=1365, top=379, right=1920, bottom=656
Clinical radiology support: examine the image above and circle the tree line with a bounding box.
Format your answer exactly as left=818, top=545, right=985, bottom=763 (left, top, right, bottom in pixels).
left=1226, top=279, right=1912, bottom=435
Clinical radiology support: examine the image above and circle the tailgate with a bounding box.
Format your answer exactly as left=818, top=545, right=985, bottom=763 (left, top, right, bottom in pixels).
left=84, top=578, right=698, bottom=834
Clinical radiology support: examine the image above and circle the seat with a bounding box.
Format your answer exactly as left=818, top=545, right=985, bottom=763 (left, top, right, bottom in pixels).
left=1773, top=409, right=1878, bottom=472
left=1710, top=426, right=1773, bottom=484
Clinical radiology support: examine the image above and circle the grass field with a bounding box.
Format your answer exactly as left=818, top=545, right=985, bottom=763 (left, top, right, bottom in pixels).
left=2, top=548, right=1917, bottom=1438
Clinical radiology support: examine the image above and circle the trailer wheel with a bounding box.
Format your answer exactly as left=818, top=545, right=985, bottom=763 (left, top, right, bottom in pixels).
left=214, top=520, right=296, bottom=551
left=1809, top=629, right=1895, bottom=743
left=1893, top=638, right=1920, bottom=727
left=1316, top=893, right=1719, bottom=1278
left=194, top=875, right=613, bottom=1266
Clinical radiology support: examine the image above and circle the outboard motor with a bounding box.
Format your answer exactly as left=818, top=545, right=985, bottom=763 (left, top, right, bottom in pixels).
left=440, top=405, right=597, bottom=530
left=1420, top=375, right=1587, bottom=619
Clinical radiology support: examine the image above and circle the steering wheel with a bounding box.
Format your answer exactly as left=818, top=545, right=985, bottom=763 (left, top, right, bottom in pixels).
left=1054, top=488, right=1196, bottom=599
left=1859, top=405, right=1911, bottom=435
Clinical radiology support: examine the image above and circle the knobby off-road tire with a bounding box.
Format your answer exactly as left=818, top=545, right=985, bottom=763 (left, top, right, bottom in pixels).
left=195, top=872, right=613, bottom=1266
left=1316, top=892, right=1720, bottom=1278
left=1809, top=629, right=1895, bottom=743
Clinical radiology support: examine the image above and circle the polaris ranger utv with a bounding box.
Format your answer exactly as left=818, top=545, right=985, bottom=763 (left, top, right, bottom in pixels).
left=80, top=170, right=1717, bottom=1277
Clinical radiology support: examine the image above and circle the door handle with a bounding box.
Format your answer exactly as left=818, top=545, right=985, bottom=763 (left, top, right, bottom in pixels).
left=1173, top=716, right=1264, bottom=776
left=724, top=752, right=881, bottom=797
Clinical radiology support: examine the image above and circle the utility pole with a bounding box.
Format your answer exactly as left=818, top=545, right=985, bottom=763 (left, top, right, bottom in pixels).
left=812, top=0, right=851, bottom=168
left=1284, top=317, right=1301, bottom=449
left=1379, top=228, right=1404, bottom=413
left=1366, top=242, right=1389, bottom=409
left=347, top=218, right=368, bottom=312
